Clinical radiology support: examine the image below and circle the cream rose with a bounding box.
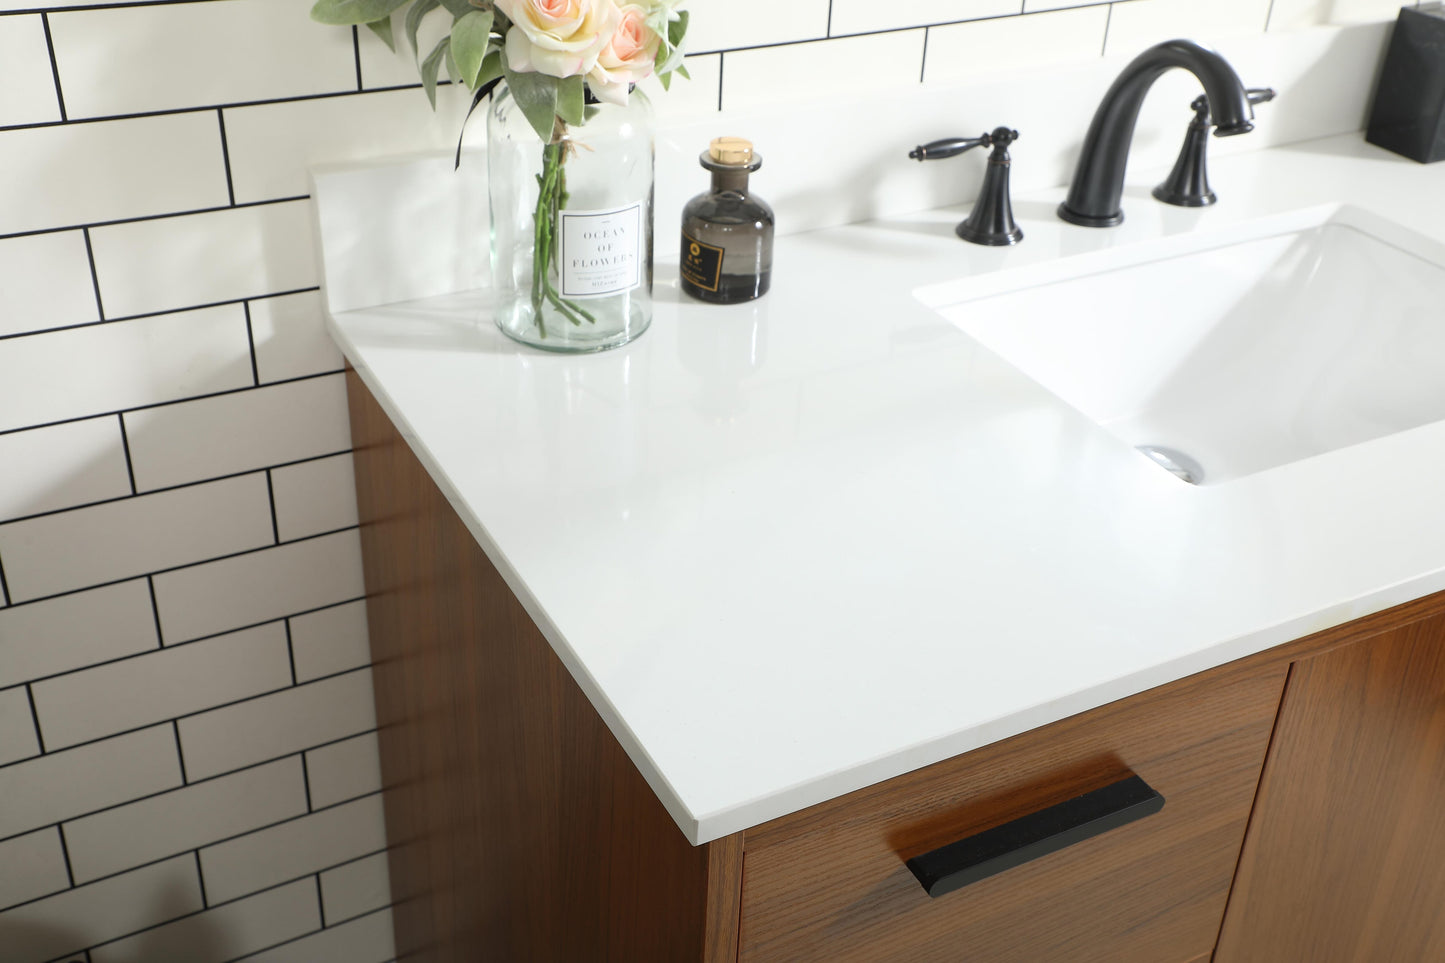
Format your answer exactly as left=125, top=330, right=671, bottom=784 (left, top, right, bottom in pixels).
left=497, top=0, right=618, bottom=79
left=586, top=3, right=662, bottom=105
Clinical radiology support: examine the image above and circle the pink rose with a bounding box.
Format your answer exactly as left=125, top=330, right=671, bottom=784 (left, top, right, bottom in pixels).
left=587, top=3, right=662, bottom=105
left=497, top=0, right=618, bottom=79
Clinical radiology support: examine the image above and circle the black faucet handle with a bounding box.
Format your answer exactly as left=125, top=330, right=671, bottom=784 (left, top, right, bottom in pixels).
left=1247, top=86, right=1277, bottom=105
left=986, top=127, right=1019, bottom=149
left=909, top=133, right=991, bottom=161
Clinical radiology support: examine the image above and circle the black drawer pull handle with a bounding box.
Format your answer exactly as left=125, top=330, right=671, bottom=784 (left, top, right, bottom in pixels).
left=905, top=773, right=1165, bottom=898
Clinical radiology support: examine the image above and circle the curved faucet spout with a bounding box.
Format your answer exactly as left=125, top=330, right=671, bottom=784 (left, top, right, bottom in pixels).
left=1058, top=40, right=1253, bottom=228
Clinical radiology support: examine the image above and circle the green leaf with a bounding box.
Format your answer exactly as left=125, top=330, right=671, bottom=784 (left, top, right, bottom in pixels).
left=421, top=35, right=451, bottom=109
left=503, top=64, right=560, bottom=142
left=668, top=10, right=688, bottom=50
left=404, top=0, right=438, bottom=58
left=364, top=15, right=395, bottom=52
left=310, top=0, right=411, bottom=26
left=654, top=10, right=689, bottom=77
left=556, top=75, right=585, bottom=126
left=658, top=71, right=671, bottom=91
left=676, top=62, right=690, bottom=80
left=475, top=49, right=504, bottom=89
left=445, top=43, right=459, bottom=86
left=437, top=0, right=471, bottom=17
left=450, top=9, right=494, bottom=88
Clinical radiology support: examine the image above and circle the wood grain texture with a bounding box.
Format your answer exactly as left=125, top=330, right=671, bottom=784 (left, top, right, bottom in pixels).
left=737, top=659, right=1290, bottom=963
left=346, top=369, right=742, bottom=962
left=1214, top=610, right=1445, bottom=963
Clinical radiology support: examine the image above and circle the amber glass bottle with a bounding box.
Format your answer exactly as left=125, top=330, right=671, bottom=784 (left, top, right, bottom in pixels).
left=680, top=137, right=774, bottom=304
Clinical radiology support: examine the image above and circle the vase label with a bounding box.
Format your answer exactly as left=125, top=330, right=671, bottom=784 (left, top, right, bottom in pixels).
left=559, top=203, right=643, bottom=298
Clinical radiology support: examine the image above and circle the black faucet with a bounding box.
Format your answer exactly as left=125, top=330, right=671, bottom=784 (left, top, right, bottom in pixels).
left=1057, top=40, right=1255, bottom=228
left=909, top=127, right=1024, bottom=246
left=1153, top=87, right=1276, bottom=207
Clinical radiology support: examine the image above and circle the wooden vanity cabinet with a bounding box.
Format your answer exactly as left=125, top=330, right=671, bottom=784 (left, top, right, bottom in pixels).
left=347, top=370, right=1445, bottom=963
left=1214, top=609, right=1445, bottom=962
left=734, top=656, right=1286, bottom=963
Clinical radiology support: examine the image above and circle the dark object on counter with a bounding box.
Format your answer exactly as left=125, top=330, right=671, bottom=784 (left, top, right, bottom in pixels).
left=680, top=137, right=774, bottom=304
left=910, top=127, right=1024, bottom=246
left=1366, top=3, right=1445, bottom=164
left=1154, top=87, right=1276, bottom=207
left=905, top=774, right=1166, bottom=898
left=1059, top=39, right=1255, bottom=227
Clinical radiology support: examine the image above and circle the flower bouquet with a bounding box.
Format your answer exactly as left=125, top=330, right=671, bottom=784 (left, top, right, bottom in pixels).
left=311, top=0, right=689, bottom=350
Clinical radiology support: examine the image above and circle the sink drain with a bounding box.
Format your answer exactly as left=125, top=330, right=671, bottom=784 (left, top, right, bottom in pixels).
left=1137, top=445, right=1205, bottom=485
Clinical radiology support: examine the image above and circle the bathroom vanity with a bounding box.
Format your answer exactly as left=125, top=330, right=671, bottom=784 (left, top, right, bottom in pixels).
left=328, top=135, right=1445, bottom=961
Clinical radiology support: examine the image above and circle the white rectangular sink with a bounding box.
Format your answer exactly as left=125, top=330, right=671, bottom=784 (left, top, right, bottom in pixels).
left=923, top=205, right=1445, bottom=485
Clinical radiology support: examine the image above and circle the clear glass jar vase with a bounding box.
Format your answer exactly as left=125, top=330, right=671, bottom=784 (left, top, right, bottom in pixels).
left=487, top=84, right=654, bottom=352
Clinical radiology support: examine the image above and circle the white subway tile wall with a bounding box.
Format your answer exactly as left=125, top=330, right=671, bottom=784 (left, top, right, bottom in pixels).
left=0, top=0, right=1415, bottom=958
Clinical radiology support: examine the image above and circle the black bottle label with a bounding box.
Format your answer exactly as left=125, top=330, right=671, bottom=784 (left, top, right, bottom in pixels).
left=680, top=233, right=724, bottom=292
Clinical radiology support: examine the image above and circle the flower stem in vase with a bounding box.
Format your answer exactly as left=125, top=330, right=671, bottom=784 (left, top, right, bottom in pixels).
left=530, top=128, right=597, bottom=338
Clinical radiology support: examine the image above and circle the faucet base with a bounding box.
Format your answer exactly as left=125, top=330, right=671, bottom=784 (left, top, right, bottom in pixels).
left=1057, top=203, right=1124, bottom=228
left=956, top=221, right=1023, bottom=246
left=1151, top=183, right=1217, bottom=207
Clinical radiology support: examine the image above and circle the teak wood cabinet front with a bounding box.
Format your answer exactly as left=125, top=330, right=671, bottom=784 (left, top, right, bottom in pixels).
left=347, top=370, right=1445, bottom=963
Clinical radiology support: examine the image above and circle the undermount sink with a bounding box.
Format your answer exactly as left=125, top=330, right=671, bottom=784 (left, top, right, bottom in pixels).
left=922, top=205, right=1445, bottom=485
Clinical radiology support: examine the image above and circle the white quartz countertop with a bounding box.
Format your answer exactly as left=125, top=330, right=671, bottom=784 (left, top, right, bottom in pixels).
left=327, top=134, right=1445, bottom=845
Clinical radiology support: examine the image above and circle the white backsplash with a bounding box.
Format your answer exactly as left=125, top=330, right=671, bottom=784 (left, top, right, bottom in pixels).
left=316, top=19, right=1396, bottom=315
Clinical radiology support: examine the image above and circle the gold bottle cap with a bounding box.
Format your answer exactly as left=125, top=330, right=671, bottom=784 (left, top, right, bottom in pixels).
left=709, top=137, right=754, bottom=165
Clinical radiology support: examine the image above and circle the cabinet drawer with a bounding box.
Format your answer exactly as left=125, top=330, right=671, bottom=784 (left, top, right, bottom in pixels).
left=737, top=660, right=1288, bottom=963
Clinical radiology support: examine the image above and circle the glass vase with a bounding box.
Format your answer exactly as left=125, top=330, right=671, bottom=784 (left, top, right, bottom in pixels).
left=487, top=84, right=654, bottom=352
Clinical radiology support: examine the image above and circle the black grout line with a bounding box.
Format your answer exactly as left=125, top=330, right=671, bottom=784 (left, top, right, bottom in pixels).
left=0, top=285, right=322, bottom=344
left=688, top=8, right=1061, bottom=54
left=1101, top=2, right=1113, bottom=57
left=22, top=795, right=387, bottom=904
left=216, top=108, right=236, bottom=207
left=267, top=470, right=281, bottom=541
left=919, top=27, right=929, bottom=84
left=0, top=194, right=311, bottom=243
left=195, top=850, right=209, bottom=908
left=237, top=904, right=393, bottom=962
left=1, top=845, right=393, bottom=950
left=1264, top=0, right=1277, bottom=31
left=39, top=12, right=66, bottom=122
left=25, top=683, right=47, bottom=753
left=3, top=0, right=226, bottom=14
left=0, top=366, right=341, bottom=436
left=25, top=523, right=361, bottom=608
left=826, top=0, right=833, bottom=38
left=315, top=872, right=326, bottom=927
left=301, top=750, right=314, bottom=813
left=80, top=228, right=104, bottom=320
left=146, top=574, right=165, bottom=645
left=1, top=591, right=366, bottom=685
left=0, top=524, right=364, bottom=614
left=0, top=667, right=375, bottom=779
left=285, top=617, right=298, bottom=685
left=353, top=25, right=364, bottom=91
left=172, top=719, right=189, bottom=784
left=0, top=728, right=379, bottom=854
left=56, top=823, right=76, bottom=887
left=117, top=413, right=137, bottom=495
left=0, top=448, right=352, bottom=527
left=0, top=550, right=10, bottom=606
left=0, top=81, right=430, bottom=135
left=243, top=301, right=261, bottom=387
left=716, top=53, right=724, bottom=112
